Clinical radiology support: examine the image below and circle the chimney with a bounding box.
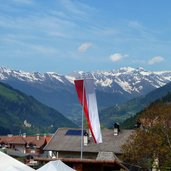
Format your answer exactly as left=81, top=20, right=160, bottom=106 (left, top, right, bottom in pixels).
left=36, top=134, right=40, bottom=140
left=7, top=134, right=13, bottom=137
left=23, top=133, right=26, bottom=138
left=83, top=131, right=89, bottom=146
left=113, top=123, right=120, bottom=136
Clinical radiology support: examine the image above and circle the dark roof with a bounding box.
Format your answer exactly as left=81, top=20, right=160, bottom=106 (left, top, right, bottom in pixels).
left=44, top=128, right=134, bottom=154
left=5, top=149, right=28, bottom=157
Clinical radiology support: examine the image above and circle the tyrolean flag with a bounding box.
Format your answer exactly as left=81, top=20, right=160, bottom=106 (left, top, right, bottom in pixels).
left=74, top=79, right=102, bottom=144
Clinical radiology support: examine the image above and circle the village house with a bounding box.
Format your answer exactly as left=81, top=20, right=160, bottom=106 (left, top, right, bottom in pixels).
left=0, top=133, right=51, bottom=166
left=43, top=126, right=133, bottom=159
left=39, top=125, right=134, bottom=171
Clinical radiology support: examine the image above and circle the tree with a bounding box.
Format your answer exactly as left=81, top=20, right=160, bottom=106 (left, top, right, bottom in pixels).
left=121, top=101, right=171, bottom=170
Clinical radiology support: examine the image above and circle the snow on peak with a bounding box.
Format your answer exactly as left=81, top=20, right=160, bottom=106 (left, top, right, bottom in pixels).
left=119, top=67, right=135, bottom=72
left=0, top=66, right=171, bottom=95
left=46, top=72, right=64, bottom=83
left=0, top=67, right=64, bottom=83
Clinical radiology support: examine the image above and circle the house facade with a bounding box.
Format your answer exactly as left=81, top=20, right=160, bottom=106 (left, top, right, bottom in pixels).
left=43, top=127, right=133, bottom=160
left=39, top=127, right=133, bottom=171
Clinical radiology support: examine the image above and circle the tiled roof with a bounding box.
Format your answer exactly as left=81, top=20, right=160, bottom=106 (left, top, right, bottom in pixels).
left=8, top=136, right=27, bottom=145
left=0, top=136, right=14, bottom=144
left=0, top=135, right=51, bottom=148
left=44, top=128, right=134, bottom=154
left=44, top=136, right=52, bottom=143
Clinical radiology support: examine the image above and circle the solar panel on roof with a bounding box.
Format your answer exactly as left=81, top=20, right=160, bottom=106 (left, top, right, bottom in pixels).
left=65, top=129, right=86, bottom=136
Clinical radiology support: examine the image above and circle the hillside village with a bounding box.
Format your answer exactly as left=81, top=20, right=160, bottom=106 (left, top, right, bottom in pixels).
left=0, top=126, right=133, bottom=170
left=0, top=70, right=171, bottom=170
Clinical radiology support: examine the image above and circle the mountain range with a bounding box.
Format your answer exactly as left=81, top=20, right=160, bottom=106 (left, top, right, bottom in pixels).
left=0, top=66, right=171, bottom=124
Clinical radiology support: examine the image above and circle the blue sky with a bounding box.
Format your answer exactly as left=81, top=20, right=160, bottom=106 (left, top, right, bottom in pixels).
left=0, top=0, right=171, bottom=74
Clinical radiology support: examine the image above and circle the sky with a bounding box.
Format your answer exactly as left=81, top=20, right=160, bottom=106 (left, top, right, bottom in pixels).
left=0, top=0, right=171, bottom=74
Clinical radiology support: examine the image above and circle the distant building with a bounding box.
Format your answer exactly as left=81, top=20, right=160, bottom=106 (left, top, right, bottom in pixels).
left=0, top=133, right=51, bottom=166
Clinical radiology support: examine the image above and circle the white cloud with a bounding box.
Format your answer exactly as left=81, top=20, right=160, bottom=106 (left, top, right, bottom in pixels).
left=78, top=42, right=93, bottom=53
left=148, top=56, right=164, bottom=65
left=109, top=53, right=124, bottom=62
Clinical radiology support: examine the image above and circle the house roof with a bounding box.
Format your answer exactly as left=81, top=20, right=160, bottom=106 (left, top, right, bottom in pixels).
left=44, top=136, right=51, bottom=143
left=0, top=135, right=50, bottom=148
left=44, top=128, right=134, bottom=154
left=96, top=151, right=119, bottom=161
left=8, top=136, right=27, bottom=145
left=0, top=136, right=14, bottom=144
left=5, top=149, right=29, bottom=157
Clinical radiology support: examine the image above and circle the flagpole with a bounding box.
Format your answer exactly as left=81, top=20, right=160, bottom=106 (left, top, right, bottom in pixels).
left=81, top=78, right=84, bottom=159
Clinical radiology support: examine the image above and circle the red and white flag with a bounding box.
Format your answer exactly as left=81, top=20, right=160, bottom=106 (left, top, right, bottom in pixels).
left=74, top=79, right=102, bottom=143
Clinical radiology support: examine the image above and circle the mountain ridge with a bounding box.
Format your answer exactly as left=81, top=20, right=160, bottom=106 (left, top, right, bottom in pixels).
left=121, top=90, right=171, bottom=129
left=0, top=66, right=171, bottom=124
left=100, top=81, right=171, bottom=128
left=1, top=66, right=171, bottom=91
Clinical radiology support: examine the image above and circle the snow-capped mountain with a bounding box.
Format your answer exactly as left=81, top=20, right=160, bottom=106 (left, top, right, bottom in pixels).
left=0, top=66, right=171, bottom=124
left=69, top=67, right=171, bottom=95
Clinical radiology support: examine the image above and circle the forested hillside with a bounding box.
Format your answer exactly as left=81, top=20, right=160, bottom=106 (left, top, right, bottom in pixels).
left=100, top=81, right=171, bottom=128
left=0, top=82, right=77, bottom=135
left=121, top=91, right=171, bottom=129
